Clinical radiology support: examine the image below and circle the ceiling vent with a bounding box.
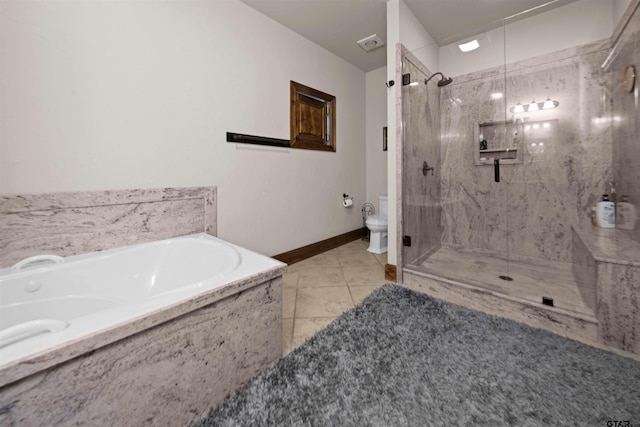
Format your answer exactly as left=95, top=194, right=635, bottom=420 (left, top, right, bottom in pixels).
left=357, top=34, right=385, bottom=52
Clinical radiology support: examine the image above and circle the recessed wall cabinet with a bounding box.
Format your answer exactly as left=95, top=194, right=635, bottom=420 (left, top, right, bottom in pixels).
left=474, top=121, right=523, bottom=165
left=290, top=81, right=336, bottom=152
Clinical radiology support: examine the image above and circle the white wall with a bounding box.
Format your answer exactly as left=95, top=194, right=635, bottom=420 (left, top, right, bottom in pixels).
left=386, top=0, right=400, bottom=267
left=0, top=0, right=366, bottom=257
left=399, top=0, right=439, bottom=72
left=365, top=66, right=388, bottom=207
left=614, top=0, right=633, bottom=27
left=440, top=0, right=615, bottom=78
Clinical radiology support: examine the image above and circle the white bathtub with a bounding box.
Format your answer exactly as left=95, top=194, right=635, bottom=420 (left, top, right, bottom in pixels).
left=0, top=233, right=284, bottom=370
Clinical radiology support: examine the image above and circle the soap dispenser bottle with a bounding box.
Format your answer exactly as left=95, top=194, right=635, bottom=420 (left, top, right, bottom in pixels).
left=617, top=195, right=637, bottom=230
left=596, top=194, right=615, bottom=228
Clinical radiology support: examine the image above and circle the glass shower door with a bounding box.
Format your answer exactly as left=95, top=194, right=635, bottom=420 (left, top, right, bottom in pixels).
left=400, top=48, right=443, bottom=269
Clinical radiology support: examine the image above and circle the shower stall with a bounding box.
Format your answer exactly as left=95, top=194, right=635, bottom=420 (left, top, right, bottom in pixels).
left=398, top=0, right=640, bottom=352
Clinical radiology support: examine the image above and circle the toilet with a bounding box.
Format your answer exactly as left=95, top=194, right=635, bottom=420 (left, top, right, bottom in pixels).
left=365, top=195, right=388, bottom=254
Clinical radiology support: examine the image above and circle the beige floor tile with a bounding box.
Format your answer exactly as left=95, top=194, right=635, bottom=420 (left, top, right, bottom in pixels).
left=292, top=253, right=341, bottom=269
left=296, top=287, right=354, bottom=318
left=291, top=317, right=337, bottom=348
left=281, top=239, right=387, bottom=355
left=282, top=269, right=299, bottom=288
left=297, top=266, right=346, bottom=287
left=342, top=265, right=386, bottom=286
left=282, top=287, right=296, bottom=318
left=349, top=285, right=382, bottom=306
left=283, top=318, right=294, bottom=355
left=372, top=252, right=387, bottom=266
left=334, top=239, right=370, bottom=254
left=338, top=251, right=381, bottom=268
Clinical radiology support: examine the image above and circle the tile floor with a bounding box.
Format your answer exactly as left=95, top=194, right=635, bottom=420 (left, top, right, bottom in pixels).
left=281, top=240, right=640, bottom=362
left=282, top=239, right=391, bottom=355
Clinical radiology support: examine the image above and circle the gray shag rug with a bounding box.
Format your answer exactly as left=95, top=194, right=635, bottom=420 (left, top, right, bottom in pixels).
left=192, top=284, right=640, bottom=426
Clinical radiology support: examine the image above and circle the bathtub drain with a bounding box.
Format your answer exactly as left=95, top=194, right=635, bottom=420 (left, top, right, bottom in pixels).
left=499, top=275, right=513, bottom=281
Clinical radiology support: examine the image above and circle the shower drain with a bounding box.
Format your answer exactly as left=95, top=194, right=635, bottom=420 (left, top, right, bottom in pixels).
left=499, top=275, right=513, bottom=281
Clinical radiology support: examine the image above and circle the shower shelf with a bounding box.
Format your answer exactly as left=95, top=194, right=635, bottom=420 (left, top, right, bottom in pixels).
left=474, top=121, right=523, bottom=166
left=479, top=148, right=518, bottom=153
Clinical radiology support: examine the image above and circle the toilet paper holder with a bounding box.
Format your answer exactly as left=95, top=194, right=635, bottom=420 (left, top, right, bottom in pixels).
left=343, top=193, right=354, bottom=207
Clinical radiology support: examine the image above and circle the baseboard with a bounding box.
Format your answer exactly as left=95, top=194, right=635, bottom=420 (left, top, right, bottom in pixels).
left=385, top=264, right=397, bottom=282
left=273, top=228, right=366, bottom=265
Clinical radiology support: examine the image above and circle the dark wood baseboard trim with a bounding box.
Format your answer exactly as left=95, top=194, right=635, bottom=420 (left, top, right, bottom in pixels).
left=385, top=264, right=397, bottom=282
left=274, top=228, right=366, bottom=265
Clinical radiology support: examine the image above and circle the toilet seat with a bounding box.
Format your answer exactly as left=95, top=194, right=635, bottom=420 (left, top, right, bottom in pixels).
left=365, top=215, right=387, bottom=226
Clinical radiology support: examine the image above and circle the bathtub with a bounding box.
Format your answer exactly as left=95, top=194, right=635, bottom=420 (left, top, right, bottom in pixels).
left=0, top=232, right=283, bottom=368
left=0, top=232, right=285, bottom=425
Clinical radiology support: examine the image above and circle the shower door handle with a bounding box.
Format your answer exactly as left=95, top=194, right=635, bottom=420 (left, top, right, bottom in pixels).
left=422, top=161, right=434, bottom=176
left=494, top=158, right=500, bottom=182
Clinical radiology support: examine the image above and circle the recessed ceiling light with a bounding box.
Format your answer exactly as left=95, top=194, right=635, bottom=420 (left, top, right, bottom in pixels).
left=357, top=34, right=385, bottom=52
left=458, top=39, right=480, bottom=52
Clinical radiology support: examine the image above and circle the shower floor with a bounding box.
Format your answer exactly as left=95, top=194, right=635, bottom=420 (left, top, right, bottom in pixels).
left=410, top=245, right=594, bottom=318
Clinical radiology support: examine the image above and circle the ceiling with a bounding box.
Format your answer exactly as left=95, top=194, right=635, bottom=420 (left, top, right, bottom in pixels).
left=241, top=0, right=578, bottom=72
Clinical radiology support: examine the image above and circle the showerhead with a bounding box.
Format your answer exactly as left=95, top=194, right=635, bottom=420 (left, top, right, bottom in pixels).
left=437, top=76, right=453, bottom=87
left=424, top=72, right=453, bottom=87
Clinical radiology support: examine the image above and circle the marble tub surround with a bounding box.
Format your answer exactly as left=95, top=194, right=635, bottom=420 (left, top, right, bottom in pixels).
left=0, top=253, right=284, bottom=387
left=0, top=186, right=216, bottom=268
left=0, top=185, right=288, bottom=424
left=0, top=275, right=283, bottom=426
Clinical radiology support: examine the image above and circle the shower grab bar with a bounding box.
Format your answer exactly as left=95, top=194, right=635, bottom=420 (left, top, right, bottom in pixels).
left=0, top=319, right=70, bottom=348
left=11, top=254, right=64, bottom=271
left=494, top=158, right=500, bottom=182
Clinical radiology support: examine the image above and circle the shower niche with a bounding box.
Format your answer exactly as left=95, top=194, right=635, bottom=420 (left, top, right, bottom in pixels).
left=474, top=120, right=524, bottom=165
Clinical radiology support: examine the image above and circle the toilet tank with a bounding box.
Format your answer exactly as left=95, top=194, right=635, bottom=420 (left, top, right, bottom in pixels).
left=379, top=195, right=388, bottom=218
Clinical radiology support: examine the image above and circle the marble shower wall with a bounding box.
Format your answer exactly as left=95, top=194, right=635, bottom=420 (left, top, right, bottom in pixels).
left=610, top=1, right=640, bottom=244
left=401, top=48, right=443, bottom=265
left=440, top=42, right=612, bottom=263
left=0, top=187, right=216, bottom=268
